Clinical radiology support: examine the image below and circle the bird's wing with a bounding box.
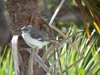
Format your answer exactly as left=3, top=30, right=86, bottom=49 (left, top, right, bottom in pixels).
left=29, top=29, right=50, bottom=41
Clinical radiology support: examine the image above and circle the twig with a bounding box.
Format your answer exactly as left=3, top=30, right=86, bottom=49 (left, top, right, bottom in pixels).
left=49, top=0, right=65, bottom=25
left=43, top=31, right=83, bottom=61
left=42, top=46, right=54, bottom=60
left=42, top=40, right=64, bottom=60
left=54, top=49, right=56, bottom=75
left=49, top=25, right=67, bottom=38
left=33, top=52, right=49, bottom=72
left=46, top=48, right=67, bottom=75
left=57, top=50, right=63, bottom=74
left=48, top=0, right=67, bottom=39
left=25, top=48, right=49, bottom=73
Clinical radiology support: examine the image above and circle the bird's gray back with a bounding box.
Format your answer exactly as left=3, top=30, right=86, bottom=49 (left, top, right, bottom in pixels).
left=29, top=27, right=50, bottom=41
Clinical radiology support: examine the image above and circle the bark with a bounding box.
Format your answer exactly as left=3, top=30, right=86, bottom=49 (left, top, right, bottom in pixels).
left=0, top=0, right=12, bottom=46
left=6, top=0, right=51, bottom=75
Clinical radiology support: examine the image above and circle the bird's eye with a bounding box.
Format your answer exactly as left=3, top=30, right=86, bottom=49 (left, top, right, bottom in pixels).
left=23, top=28, right=28, bottom=31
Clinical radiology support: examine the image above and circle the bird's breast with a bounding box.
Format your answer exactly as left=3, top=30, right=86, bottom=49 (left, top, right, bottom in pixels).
left=22, top=33, right=46, bottom=49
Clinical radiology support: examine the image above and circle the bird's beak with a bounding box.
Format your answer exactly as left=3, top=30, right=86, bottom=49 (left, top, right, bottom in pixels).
left=21, top=26, right=26, bottom=31
left=17, top=28, right=21, bottom=31
left=17, top=26, right=25, bottom=31
left=20, top=28, right=23, bottom=31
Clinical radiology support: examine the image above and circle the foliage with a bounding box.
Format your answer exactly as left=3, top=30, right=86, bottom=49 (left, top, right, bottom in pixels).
left=47, top=24, right=100, bottom=75
left=75, top=0, right=100, bottom=39
left=0, top=47, right=14, bottom=75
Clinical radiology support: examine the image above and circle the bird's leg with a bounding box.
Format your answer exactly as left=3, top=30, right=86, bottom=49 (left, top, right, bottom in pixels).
left=34, top=48, right=39, bottom=54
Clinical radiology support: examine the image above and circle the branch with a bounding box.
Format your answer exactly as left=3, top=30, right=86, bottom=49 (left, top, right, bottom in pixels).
left=11, top=35, right=20, bottom=75
left=49, top=0, right=65, bottom=25
left=48, top=0, right=67, bottom=39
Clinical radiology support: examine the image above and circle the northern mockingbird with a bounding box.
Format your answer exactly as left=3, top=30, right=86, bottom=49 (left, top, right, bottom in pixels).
left=21, top=25, right=50, bottom=49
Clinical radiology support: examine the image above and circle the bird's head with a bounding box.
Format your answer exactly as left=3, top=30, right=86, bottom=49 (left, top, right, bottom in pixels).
left=21, top=25, right=33, bottom=33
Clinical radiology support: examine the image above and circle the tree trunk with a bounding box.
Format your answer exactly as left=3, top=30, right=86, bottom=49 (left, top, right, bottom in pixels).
left=6, top=0, right=51, bottom=75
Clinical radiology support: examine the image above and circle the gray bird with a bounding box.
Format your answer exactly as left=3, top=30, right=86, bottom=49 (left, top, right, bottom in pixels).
left=21, top=25, right=50, bottom=49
